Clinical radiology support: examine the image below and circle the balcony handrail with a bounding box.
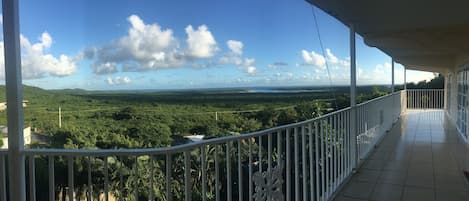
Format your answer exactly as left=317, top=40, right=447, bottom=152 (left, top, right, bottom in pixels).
left=406, top=88, right=444, bottom=91
left=356, top=90, right=402, bottom=107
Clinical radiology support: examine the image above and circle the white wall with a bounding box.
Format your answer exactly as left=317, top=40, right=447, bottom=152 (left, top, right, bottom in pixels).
left=1, top=127, right=31, bottom=149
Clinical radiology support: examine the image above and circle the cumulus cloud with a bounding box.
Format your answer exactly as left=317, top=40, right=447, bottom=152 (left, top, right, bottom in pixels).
left=227, top=40, right=243, bottom=55
left=301, top=49, right=350, bottom=71
left=325, top=49, right=338, bottom=64
left=373, top=62, right=392, bottom=75
left=185, top=25, right=218, bottom=59
left=86, top=15, right=182, bottom=73
left=106, top=76, right=131, bottom=85
left=301, top=50, right=326, bottom=69
left=85, top=15, right=255, bottom=75
left=219, top=40, right=257, bottom=74
left=92, top=62, right=117, bottom=74
left=0, top=32, right=79, bottom=79
left=241, top=58, right=256, bottom=74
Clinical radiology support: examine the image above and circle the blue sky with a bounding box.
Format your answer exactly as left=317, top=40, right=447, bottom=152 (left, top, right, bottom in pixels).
left=3, top=0, right=436, bottom=90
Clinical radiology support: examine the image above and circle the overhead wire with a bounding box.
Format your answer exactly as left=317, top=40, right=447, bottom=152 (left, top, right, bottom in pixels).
left=311, top=6, right=339, bottom=110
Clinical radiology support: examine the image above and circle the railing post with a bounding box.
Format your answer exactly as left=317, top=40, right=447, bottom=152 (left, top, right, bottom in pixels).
left=391, top=59, right=395, bottom=93
left=349, top=24, right=358, bottom=171
left=404, top=67, right=407, bottom=90
left=2, top=0, right=26, bottom=201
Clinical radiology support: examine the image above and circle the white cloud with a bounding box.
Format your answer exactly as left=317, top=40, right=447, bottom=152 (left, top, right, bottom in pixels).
left=0, top=32, right=79, bottom=79
left=405, top=70, right=436, bottom=83
left=219, top=40, right=257, bottom=74
left=106, top=76, right=131, bottom=85
left=325, top=48, right=338, bottom=64
left=301, top=50, right=326, bottom=69
left=373, top=62, right=392, bottom=76
left=93, top=62, right=117, bottom=74
left=241, top=58, right=257, bottom=74
left=86, top=15, right=183, bottom=73
left=301, top=49, right=349, bottom=71
left=246, top=66, right=256, bottom=74
left=185, top=25, right=218, bottom=59
left=86, top=15, right=256, bottom=75
left=227, top=40, right=243, bottom=55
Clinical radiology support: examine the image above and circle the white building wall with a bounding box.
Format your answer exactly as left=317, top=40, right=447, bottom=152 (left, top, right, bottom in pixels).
left=1, top=127, right=31, bottom=149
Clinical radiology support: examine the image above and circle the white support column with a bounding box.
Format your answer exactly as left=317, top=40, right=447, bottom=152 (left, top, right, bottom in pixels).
left=404, top=67, right=407, bottom=90
left=2, top=0, right=26, bottom=201
left=391, top=59, right=395, bottom=92
left=349, top=24, right=358, bottom=170
left=350, top=27, right=356, bottom=107
left=403, top=67, right=407, bottom=112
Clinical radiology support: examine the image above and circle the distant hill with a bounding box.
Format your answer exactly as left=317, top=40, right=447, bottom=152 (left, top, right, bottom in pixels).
left=0, top=85, right=55, bottom=102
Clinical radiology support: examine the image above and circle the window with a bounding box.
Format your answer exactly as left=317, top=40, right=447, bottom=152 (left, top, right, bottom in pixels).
left=457, top=68, right=469, bottom=138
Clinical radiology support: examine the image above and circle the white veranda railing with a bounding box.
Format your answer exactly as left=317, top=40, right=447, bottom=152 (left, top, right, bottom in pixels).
left=0, top=91, right=409, bottom=201
left=407, top=89, right=444, bottom=109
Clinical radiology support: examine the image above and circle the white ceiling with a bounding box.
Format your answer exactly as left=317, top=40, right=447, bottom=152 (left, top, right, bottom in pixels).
left=306, top=0, right=469, bottom=73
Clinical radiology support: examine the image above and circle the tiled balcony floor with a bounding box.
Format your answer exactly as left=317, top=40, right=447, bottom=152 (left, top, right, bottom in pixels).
left=334, top=110, right=469, bottom=201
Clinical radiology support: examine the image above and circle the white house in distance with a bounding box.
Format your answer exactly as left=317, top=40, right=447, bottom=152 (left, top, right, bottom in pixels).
left=0, top=100, right=28, bottom=111
left=1, top=126, right=31, bottom=149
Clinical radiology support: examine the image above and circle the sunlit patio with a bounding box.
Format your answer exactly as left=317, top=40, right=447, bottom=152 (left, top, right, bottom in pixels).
left=334, top=110, right=469, bottom=201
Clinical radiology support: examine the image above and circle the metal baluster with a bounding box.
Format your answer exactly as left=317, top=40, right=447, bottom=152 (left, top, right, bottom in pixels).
left=325, top=119, right=330, bottom=198
left=302, top=126, right=307, bottom=201
left=277, top=130, right=282, bottom=165
left=226, top=142, right=232, bottom=201
left=215, top=145, right=220, bottom=201
left=135, top=156, right=139, bottom=201
left=320, top=120, right=325, bottom=201
left=88, top=156, right=92, bottom=201
left=331, top=115, right=338, bottom=191
left=248, top=140, right=253, bottom=201
left=119, top=156, right=123, bottom=201
left=258, top=136, right=262, bottom=172
left=268, top=133, right=272, bottom=172
left=338, top=112, right=343, bottom=181
left=29, top=156, right=36, bottom=201
left=238, top=141, right=242, bottom=201
left=347, top=110, right=350, bottom=173
left=184, top=152, right=191, bottom=201
left=294, top=127, right=300, bottom=200
left=340, top=112, right=345, bottom=181
left=286, top=129, right=291, bottom=201
left=104, top=156, right=109, bottom=201
left=150, top=156, right=154, bottom=201
left=308, top=123, right=314, bottom=201
left=68, top=156, right=74, bottom=201
left=201, top=146, right=207, bottom=201
left=166, top=154, right=172, bottom=201
left=314, top=122, right=320, bottom=201
left=49, top=156, right=55, bottom=201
